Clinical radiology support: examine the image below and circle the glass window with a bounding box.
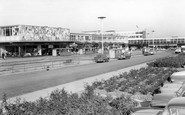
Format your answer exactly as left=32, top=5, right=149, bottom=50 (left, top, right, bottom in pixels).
left=169, top=106, right=185, bottom=115
left=1, top=27, right=13, bottom=36
left=0, top=29, right=2, bottom=36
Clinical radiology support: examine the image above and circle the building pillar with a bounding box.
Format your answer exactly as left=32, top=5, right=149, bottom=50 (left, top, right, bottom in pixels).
left=52, top=49, right=57, bottom=56
left=37, top=45, right=42, bottom=56
left=18, top=46, right=21, bottom=57
left=0, top=46, right=5, bottom=58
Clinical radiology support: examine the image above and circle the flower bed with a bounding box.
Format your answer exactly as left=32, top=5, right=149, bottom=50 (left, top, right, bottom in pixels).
left=91, top=67, right=177, bottom=95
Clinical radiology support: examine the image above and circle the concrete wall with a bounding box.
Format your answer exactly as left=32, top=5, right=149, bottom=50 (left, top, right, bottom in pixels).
left=20, top=25, right=70, bottom=41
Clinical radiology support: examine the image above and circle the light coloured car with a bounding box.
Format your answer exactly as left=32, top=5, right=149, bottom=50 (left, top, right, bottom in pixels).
left=132, top=108, right=163, bottom=115
left=171, top=70, right=185, bottom=82
left=151, top=71, right=185, bottom=107
left=175, top=48, right=181, bottom=54
left=142, top=48, right=155, bottom=56
left=159, top=97, right=185, bottom=115
left=151, top=84, right=185, bottom=107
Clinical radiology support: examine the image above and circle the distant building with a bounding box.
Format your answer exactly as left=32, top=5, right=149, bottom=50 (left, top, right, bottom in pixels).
left=128, top=36, right=185, bottom=48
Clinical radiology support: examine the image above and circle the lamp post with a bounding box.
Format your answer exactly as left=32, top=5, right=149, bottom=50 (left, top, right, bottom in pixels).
left=98, top=16, right=106, bottom=54
left=152, top=30, right=155, bottom=51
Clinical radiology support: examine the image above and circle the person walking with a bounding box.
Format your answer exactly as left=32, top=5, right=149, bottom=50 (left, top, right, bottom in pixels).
left=2, top=53, right=5, bottom=59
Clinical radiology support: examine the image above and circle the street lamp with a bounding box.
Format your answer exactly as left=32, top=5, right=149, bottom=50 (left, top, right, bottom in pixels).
left=152, top=30, right=155, bottom=51
left=98, top=16, right=106, bottom=54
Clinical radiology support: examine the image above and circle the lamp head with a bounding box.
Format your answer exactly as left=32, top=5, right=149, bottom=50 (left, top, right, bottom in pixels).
left=98, top=16, right=106, bottom=19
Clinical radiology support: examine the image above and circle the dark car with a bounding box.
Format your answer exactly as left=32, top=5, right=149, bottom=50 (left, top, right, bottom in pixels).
left=94, top=54, right=110, bottom=63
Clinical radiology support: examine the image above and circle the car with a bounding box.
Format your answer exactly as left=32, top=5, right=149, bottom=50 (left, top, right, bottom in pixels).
left=94, top=54, right=110, bottom=63
left=132, top=107, right=163, bottom=115
left=175, top=48, right=181, bottom=54
left=158, top=97, right=185, bottom=115
left=117, top=51, right=131, bottom=60
left=149, top=49, right=155, bottom=55
left=142, top=48, right=154, bottom=56
left=151, top=83, right=185, bottom=108
left=151, top=84, right=185, bottom=107
left=151, top=70, right=185, bottom=107
left=171, top=70, right=185, bottom=82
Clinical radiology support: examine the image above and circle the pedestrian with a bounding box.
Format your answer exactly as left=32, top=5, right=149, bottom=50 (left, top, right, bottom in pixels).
left=2, top=53, right=5, bottom=59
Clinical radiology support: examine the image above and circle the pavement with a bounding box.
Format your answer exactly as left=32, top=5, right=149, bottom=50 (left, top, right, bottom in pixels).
left=2, top=63, right=147, bottom=104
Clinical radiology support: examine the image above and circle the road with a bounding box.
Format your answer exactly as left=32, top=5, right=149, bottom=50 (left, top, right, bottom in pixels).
left=0, top=51, right=173, bottom=99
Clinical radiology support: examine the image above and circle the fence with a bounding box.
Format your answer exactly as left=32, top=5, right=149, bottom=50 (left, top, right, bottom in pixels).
left=0, top=58, right=93, bottom=76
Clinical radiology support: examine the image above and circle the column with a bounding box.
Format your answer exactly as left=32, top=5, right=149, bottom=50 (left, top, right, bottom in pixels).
left=18, top=46, right=21, bottom=57
left=37, top=45, right=42, bottom=56
left=52, top=49, right=57, bottom=56
left=0, top=46, right=5, bottom=58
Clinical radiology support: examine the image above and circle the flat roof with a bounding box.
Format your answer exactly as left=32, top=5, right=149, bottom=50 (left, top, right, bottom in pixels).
left=168, top=97, right=185, bottom=107
left=0, top=24, right=69, bottom=29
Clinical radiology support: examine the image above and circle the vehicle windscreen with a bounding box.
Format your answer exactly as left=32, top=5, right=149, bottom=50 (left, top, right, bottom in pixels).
left=176, top=87, right=185, bottom=97
left=169, top=106, right=185, bottom=115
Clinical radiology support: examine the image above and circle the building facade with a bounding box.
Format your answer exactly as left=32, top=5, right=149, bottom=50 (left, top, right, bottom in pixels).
left=128, top=36, right=185, bottom=48
left=2, top=24, right=182, bottom=57
left=0, top=25, right=70, bottom=56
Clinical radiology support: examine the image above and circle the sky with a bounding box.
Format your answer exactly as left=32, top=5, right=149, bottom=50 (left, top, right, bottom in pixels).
left=0, top=0, right=185, bottom=37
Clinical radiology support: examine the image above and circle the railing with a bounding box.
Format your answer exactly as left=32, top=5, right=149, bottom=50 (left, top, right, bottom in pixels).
left=0, top=58, right=94, bottom=76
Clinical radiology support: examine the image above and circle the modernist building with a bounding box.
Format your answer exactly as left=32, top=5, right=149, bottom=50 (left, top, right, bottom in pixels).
left=0, top=25, right=71, bottom=56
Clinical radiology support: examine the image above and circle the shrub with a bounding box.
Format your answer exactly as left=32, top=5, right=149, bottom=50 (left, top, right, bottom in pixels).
left=89, top=67, right=177, bottom=95
left=147, top=55, right=185, bottom=68
left=1, top=88, right=136, bottom=115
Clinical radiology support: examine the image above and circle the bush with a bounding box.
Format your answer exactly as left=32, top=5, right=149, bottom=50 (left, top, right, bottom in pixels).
left=0, top=88, right=135, bottom=115
left=90, top=67, right=177, bottom=95
left=147, top=55, right=185, bottom=68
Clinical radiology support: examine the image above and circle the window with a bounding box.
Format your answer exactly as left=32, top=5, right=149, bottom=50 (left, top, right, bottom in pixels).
left=85, top=36, right=89, bottom=40
left=0, top=29, right=2, bottom=36
left=169, top=107, right=185, bottom=115
left=1, top=27, right=13, bottom=36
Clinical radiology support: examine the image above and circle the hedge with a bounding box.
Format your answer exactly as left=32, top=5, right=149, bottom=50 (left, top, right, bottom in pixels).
left=147, top=55, right=185, bottom=68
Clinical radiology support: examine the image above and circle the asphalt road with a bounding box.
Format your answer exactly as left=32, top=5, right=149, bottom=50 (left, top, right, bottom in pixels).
left=0, top=51, right=173, bottom=99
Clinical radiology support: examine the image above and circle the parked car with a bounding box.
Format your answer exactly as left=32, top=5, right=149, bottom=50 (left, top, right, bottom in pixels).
left=117, top=51, right=131, bottom=60
left=158, top=97, right=185, bottom=115
left=94, top=54, right=110, bottom=63
left=175, top=48, right=181, bottom=54
left=142, top=48, right=154, bottom=56
left=132, top=108, right=163, bottom=115
left=171, top=70, right=185, bottom=82
left=151, top=84, right=185, bottom=107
